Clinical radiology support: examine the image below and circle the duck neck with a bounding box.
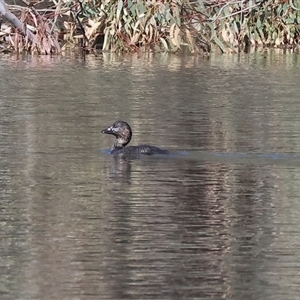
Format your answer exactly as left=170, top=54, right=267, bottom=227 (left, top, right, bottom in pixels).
left=113, top=136, right=130, bottom=149
left=111, top=141, right=125, bottom=150
left=112, top=139, right=126, bottom=151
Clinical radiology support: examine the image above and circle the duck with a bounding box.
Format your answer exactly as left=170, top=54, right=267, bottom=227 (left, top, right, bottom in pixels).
left=102, top=120, right=169, bottom=155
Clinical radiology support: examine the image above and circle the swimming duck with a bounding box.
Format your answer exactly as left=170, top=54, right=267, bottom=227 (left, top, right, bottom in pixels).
left=102, top=120, right=169, bottom=155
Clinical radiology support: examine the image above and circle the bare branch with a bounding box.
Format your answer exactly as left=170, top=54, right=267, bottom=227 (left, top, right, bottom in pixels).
left=0, top=0, right=37, bottom=45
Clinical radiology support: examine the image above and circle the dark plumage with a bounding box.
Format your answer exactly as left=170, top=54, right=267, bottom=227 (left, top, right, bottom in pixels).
left=102, top=121, right=169, bottom=155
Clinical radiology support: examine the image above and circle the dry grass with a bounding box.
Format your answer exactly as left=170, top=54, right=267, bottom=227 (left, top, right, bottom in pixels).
left=0, top=0, right=300, bottom=54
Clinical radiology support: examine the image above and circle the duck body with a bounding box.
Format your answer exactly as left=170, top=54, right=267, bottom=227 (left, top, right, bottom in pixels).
left=111, top=145, right=169, bottom=155
left=102, top=121, right=169, bottom=155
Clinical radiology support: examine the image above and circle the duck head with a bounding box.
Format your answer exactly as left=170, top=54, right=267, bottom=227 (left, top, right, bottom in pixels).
left=102, top=120, right=132, bottom=149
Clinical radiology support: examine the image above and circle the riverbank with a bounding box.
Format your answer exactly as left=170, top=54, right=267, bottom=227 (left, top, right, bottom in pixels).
left=1, top=0, right=299, bottom=54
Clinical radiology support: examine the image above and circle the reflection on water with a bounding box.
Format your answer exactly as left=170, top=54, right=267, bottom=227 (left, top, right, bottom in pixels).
left=1, top=51, right=300, bottom=299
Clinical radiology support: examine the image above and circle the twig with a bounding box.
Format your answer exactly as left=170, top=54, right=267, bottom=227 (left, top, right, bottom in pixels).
left=209, top=0, right=260, bottom=22
left=74, top=0, right=88, bottom=47
left=0, top=0, right=37, bottom=44
left=8, top=4, right=68, bottom=13
left=50, top=0, right=61, bottom=33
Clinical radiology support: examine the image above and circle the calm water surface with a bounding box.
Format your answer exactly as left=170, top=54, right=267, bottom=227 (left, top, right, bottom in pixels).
left=1, top=52, right=300, bottom=299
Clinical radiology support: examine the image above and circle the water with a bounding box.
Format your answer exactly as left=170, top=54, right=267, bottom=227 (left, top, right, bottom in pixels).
left=1, top=51, right=300, bottom=299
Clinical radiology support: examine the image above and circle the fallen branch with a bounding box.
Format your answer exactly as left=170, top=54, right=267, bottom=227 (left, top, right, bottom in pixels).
left=0, top=0, right=37, bottom=46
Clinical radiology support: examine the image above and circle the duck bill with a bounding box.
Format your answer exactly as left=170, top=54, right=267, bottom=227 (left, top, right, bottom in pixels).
left=101, top=126, right=114, bottom=135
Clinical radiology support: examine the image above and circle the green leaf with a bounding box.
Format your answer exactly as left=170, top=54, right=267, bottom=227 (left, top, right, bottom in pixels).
left=286, top=17, right=295, bottom=24
left=254, top=28, right=262, bottom=43
left=128, top=0, right=136, bottom=17
left=276, top=5, right=282, bottom=16
left=283, top=3, right=288, bottom=12
left=138, top=2, right=146, bottom=15
left=103, top=30, right=110, bottom=51
left=290, top=1, right=300, bottom=10
left=213, top=37, right=227, bottom=53
left=226, top=40, right=237, bottom=53
left=258, top=27, right=265, bottom=43
left=222, top=6, right=230, bottom=18
left=256, top=18, right=261, bottom=29
left=272, top=31, right=278, bottom=42
left=232, top=21, right=239, bottom=34
left=117, top=0, right=123, bottom=22
left=160, top=37, right=169, bottom=50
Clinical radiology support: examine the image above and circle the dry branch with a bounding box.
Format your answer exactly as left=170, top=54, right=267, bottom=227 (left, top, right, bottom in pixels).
left=0, top=0, right=37, bottom=45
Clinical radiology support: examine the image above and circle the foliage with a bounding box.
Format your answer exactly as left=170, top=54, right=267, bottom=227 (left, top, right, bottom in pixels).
left=205, top=0, right=300, bottom=52
left=0, top=0, right=300, bottom=54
